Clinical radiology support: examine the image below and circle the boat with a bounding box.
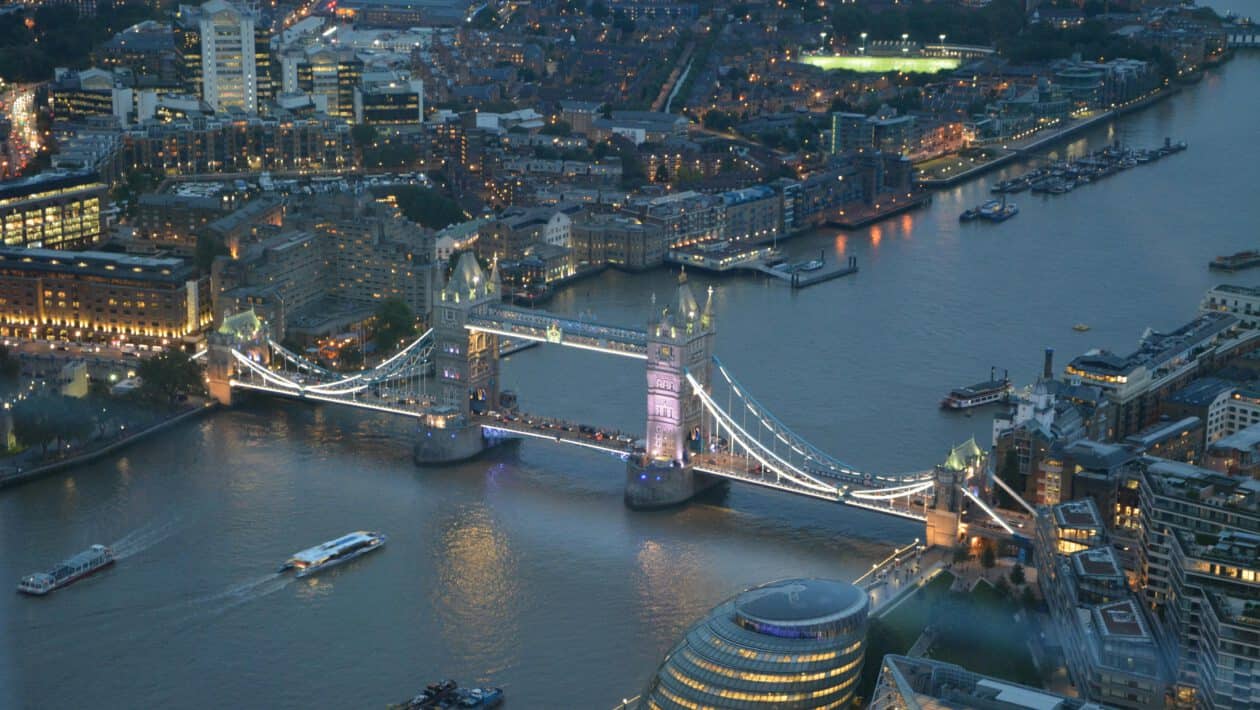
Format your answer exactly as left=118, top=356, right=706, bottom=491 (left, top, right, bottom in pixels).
left=941, top=369, right=1012, bottom=410
left=1209, top=250, right=1260, bottom=272
left=1073, top=323, right=1091, bottom=332
left=959, top=208, right=979, bottom=222
left=797, top=258, right=824, bottom=272
left=982, top=202, right=1018, bottom=222
left=280, top=531, right=386, bottom=578
left=454, top=687, right=504, bottom=708
left=977, top=199, right=1002, bottom=217
left=18, top=544, right=115, bottom=595
left=390, top=682, right=503, bottom=709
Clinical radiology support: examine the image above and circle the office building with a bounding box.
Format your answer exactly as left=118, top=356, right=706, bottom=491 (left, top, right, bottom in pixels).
left=123, top=113, right=354, bottom=175
left=0, top=171, right=108, bottom=250
left=570, top=214, right=665, bottom=271
left=354, top=74, right=424, bottom=126
left=0, top=248, right=211, bottom=345
left=280, top=47, right=362, bottom=120
left=638, top=578, right=868, bottom=709
left=198, top=0, right=258, bottom=113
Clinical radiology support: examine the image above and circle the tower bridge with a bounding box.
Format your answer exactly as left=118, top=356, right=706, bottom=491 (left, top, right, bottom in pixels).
left=206, top=253, right=1024, bottom=541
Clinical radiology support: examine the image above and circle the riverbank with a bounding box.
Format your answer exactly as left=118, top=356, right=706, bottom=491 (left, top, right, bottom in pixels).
left=0, top=401, right=217, bottom=488
left=916, top=84, right=1184, bottom=188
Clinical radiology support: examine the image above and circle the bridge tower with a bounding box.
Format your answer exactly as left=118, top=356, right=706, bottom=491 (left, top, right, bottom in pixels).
left=206, top=309, right=268, bottom=406
left=925, top=445, right=968, bottom=548
left=625, top=270, right=720, bottom=509
left=414, top=252, right=501, bottom=464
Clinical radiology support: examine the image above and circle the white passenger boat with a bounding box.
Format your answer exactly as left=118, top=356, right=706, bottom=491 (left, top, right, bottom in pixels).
left=18, top=544, right=115, bottom=595
left=280, top=531, right=386, bottom=578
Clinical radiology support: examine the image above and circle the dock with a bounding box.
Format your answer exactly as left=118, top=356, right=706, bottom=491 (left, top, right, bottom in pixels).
left=790, top=256, right=859, bottom=288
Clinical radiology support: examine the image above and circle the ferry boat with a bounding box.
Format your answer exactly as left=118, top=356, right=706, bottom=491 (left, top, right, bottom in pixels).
left=941, top=369, right=1012, bottom=410
left=1073, top=323, right=1091, bottom=332
left=18, top=544, right=115, bottom=595
left=1209, top=250, right=1260, bottom=272
left=280, top=531, right=386, bottom=578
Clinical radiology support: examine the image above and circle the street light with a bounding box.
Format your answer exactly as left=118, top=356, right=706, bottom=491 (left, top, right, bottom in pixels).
left=860, top=31, right=868, bottom=54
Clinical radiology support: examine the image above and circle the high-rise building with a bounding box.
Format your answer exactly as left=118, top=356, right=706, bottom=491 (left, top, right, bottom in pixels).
left=198, top=0, right=258, bottom=113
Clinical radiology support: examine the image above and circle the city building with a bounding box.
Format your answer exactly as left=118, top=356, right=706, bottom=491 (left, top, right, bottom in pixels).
left=1161, top=377, right=1237, bottom=447
left=478, top=204, right=582, bottom=262
left=1203, top=283, right=1260, bottom=329
left=1035, top=498, right=1171, bottom=708
left=0, top=171, right=108, bottom=250
left=197, top=0, right=259, bottom=113
left=123, top=113, right=354, bottom=175
left=870, top=654, right=1105, bottom=709
left=637, top=578, right=868, bottom=709
left=131, top=191, right=242, bottom=252
left=279, top=47, right=363, bottom=120
left=719, top=185, right=781, bottom=244
left=1129, top=458, right=1260, bottom=709
left=1202, top=423, right=1260, bottom=476
left=0, top=247, right=212, bottom=346
left=831, top=106, right=916, bottom=156
left=570, top=213, right=665, bottom=271
left=353, top=73, right=424, bottom=126
left=1064, top=312, right=1256, bottom=439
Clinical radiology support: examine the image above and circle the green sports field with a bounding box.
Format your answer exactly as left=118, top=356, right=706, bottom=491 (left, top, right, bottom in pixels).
left=799, top=55, right=960, bottom=74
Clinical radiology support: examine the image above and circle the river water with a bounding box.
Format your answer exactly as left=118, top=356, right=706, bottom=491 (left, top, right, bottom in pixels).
left=2, top=54, right=1258, bottom=709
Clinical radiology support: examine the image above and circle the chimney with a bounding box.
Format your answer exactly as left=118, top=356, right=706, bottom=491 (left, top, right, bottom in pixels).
left=1043, top=348, right=1054, bottom=380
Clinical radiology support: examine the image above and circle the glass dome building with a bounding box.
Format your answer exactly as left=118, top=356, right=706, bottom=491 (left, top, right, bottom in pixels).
left=639, top=578, right=870, bottom=709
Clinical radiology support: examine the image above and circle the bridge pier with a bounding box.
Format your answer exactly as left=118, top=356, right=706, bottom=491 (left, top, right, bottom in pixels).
left=624, top=459, right=722, bottom=509
left=413, top=421, right=493, bottom=465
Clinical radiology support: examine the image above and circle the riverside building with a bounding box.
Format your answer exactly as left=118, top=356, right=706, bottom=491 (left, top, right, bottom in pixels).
left=638, top=578, right=868, bottom=709
left=0, top=248, right=211, bottom=346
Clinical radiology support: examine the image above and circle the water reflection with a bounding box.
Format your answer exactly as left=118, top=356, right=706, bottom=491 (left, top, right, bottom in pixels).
left=434, top=504, right=521, bottom=668
left=633, top=539, right=714, bottom=649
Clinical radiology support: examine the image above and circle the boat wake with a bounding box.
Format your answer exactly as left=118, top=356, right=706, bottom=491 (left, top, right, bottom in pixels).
left=110, top=514, right=183, bottom=560
left=166, top=573, right=294, bottom=626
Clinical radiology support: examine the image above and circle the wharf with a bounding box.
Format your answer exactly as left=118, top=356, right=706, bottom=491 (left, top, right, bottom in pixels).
left=789, top=256, right=859, bottom=289
left=828, top=191, right=932, bottom=229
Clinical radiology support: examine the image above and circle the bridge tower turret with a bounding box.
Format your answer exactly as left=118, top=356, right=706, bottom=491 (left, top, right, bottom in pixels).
left=414, top=252, right=501, bottom=464
left=625, top=270, right=721, bottom=509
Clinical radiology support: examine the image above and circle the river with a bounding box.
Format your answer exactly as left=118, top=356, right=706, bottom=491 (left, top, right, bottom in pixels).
left=2, top=52, right=1258, bottom=709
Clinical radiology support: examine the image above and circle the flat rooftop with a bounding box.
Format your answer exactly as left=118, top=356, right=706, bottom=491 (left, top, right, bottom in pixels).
left=1094, top=599, right=1149, bottom=639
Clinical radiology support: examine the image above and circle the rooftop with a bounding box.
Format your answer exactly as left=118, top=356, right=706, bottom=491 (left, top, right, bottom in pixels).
left=1166, top=377, right=1235, bottom=406
left=1053, top=498, right=1104, bottom=531
left=1093, top=599, right=1149, bottom=639
left=0, top=248, right=192, bottom=282
left=1072, top=547, right=1124, bottom=580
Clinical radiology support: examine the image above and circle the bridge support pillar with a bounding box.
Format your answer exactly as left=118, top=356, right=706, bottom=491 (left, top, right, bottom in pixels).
left=624, top=459, right=721, bottom=509
left=206, top=334, right=235, bottom=406
left=413, top=421, right=491, bottom=465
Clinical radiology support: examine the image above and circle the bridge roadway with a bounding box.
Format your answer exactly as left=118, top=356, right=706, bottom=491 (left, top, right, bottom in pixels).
left=473, top=412, right=638, bottom=456
left=466, top=304, right=648, bottom=359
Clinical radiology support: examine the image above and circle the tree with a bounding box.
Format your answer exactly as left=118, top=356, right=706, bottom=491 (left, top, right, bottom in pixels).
left=378, top=186, right=466, bottom=230
left=338, top=343, right=364, bottom=371
left=137, top=350, right=205, bottom=404
left=953, top=546, right=970, bottom=564
left=703, top=109, right=735, bottom=132
left=540, top=120, right=572, bottom=136
left=588, top=0, right=608, bottom=19
left=373, top=299, right=417, bottom=352
left=653, top=164, right=669, bottom=183
left=12, top=396, right=57, bottom=454
left=351, top=123, right=378, bottom=147
left=0, top=345, right=18, bottom=380
left=1009, top=562, right=1026, bottom=586
left=980, top=541, right=997, bottom=571
left=195, top=233, right=230, bottom=273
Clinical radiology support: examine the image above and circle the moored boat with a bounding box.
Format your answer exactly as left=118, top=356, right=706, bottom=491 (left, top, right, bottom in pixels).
left=1209, top=250, right=1260, bottom=272
left=941, top=369, right=1011, bottom=410
left=1073, top=323, right=1091, bottom=332
left=18, top=544, right=115, bottom=595
left=280, top=531, right=386, bottom=578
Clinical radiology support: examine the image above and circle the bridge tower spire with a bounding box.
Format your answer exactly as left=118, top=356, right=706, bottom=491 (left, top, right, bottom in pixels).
left=414, top=252, right=500, bottom=464
left=625, top=270, right=719, bottom=508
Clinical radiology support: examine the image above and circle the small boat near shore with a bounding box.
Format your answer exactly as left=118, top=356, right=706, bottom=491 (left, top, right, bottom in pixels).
left=18, top=544, right=115, bottom=595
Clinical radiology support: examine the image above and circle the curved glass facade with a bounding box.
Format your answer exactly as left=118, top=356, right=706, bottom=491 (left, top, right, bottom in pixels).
left=639, top=578, right=869, bottom=710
